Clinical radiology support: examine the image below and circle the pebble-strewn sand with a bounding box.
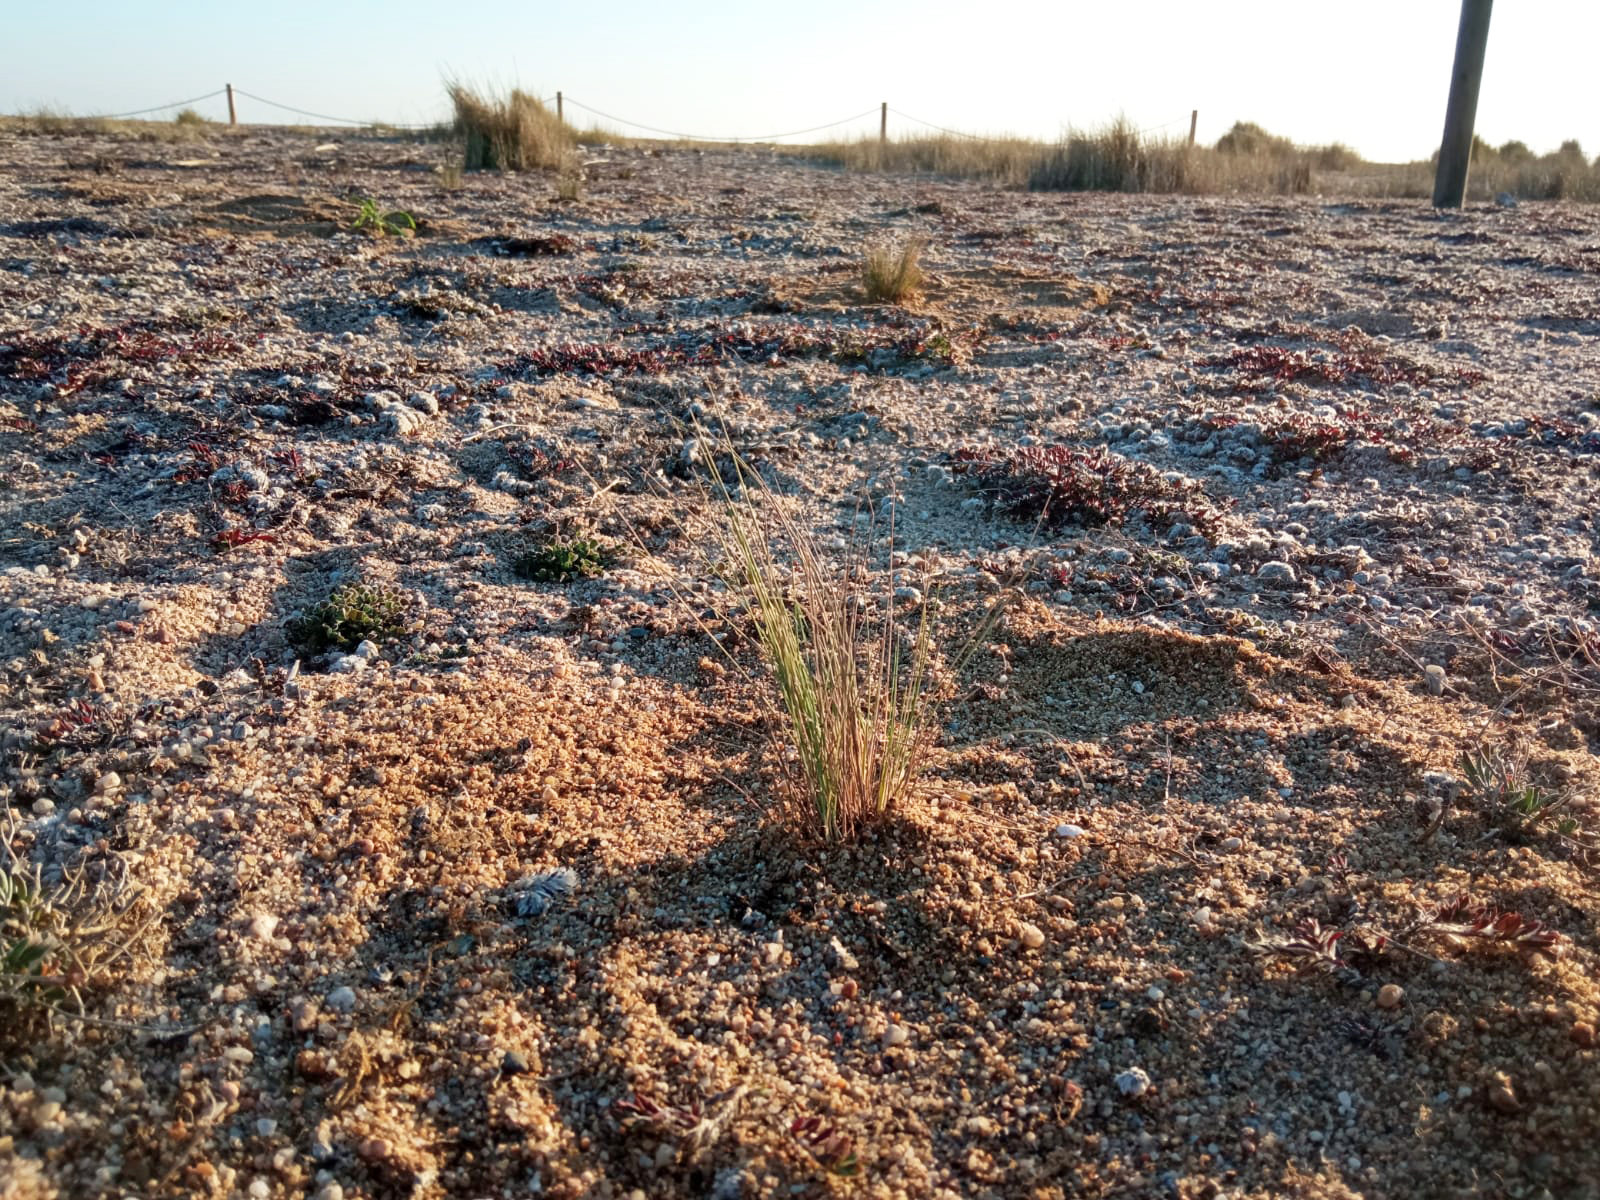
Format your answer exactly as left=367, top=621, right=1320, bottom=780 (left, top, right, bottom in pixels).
left=2, top=128, right=1598, bottom=1200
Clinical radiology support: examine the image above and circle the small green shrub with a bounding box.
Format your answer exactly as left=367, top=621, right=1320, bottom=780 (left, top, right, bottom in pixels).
left=288, top=584, right=410, bottom=653
left=863, top=238, right=925, bottom=304
left=352, top=198, right=417, bottom=237
left=513, top=539, right=611, bottom=582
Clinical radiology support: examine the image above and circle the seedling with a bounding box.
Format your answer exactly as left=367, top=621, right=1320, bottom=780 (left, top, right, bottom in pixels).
left=351, top=198, right=417, bottom=238
left=1459, top=747, right=1576, bottom=838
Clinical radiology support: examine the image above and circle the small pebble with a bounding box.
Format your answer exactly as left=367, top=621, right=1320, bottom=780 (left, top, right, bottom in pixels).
left=1377, top=984, right=1404, bottom=1009
left=1572, top=1021, right=1596, bottom=1048
left=315, top=1186, right=345, bottom=1200
left=501, top=1050, right=530, bottom=1076
left=1053, top=824, right=1086, bottom=840
left=883, top=1023, right=910, bottom=1048
left=1423, top=664, right=1447, bottom=696
left=1487, top=1075, right=1520, bottom=1114
left=1018, top=923, right=1046, bottom=950
left=324, top=985, right=357, bottom=1014
left=248, top=913, right=279, bottom=942
left=1115, top=1067, right=1151, bottom=1097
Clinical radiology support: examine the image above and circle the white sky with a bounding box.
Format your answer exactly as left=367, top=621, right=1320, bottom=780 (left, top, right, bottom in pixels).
left=4, top=1, right=1594, bottom=163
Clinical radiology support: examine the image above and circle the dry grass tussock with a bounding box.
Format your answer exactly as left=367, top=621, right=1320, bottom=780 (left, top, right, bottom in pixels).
left=447, top=83, right=575, bottom=171
left=862, top=237, right=925, bottom=303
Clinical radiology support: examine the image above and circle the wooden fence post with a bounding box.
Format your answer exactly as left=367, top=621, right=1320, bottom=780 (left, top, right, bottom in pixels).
left=556, top=92, right=563, bottom=122
left=1188, top=110, right=1197, bottom=147
left=1433, top=0, right=1494, bottom=207
left=226, top=83, right=236, bottom=126
left=880, top=102, right=887, bottom=146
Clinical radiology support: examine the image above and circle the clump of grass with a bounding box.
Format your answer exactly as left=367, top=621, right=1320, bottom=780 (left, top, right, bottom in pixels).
left=438, top=164, right=464, bottom=190
left=351, top=197, right=416, bottom=237
left=288, top=583, right=411, bottom=654
left=173, top=108, right=207, bottom=128
left=862, top=238, right=925, bottom=304
left=513, top=538, right=611, bottom=583
left=556, top=169, right=585, bottom=203
left=697, top=430, right=939, bottom=841
left=447, top=82, right=574, bottom=172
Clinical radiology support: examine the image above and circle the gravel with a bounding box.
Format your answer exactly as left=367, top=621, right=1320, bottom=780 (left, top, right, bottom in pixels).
left=1, top=126, right=1597, bottom=1200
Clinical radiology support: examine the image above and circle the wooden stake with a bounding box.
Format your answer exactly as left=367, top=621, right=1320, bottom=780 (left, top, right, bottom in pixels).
left=1433, top=0, right=1494, bottom=208
left=1188, top=109, right=1198, bottom=147
left=226, top=83, right=236, bottom=126
left=880, top=102, right=887, bottom=146
left=556, top=91, right=563, bottom=122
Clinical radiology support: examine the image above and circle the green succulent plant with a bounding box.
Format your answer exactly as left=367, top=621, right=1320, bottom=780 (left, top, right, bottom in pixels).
left=512, top=539, right=610, bottom=583
left=288, top=583, right=411, bottom=653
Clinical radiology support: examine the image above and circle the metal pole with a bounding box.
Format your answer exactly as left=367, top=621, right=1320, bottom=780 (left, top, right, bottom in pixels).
left=226, top=83, right=236, bottom=126
left=556, top=91, right=563, bottom=122
left=1433, top=0, right=1493, bottom=208
left=880, top=102, right=887, bottom=146
left=1188, top=109, right=1197, bottom=147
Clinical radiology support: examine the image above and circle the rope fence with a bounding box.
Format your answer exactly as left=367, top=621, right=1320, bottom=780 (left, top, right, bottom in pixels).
left=43, top=84, right=1202, bottom=148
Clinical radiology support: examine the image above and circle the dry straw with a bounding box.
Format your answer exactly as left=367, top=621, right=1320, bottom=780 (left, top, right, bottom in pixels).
left=447, top=83, right=574, bottom=172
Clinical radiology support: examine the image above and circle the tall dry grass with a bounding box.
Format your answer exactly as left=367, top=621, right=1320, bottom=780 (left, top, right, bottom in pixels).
left=447, top=83, right=574, bottom=171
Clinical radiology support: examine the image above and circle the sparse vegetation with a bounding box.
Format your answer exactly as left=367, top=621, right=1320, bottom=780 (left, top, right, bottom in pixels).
left=556, top=168, right=585, bottom=203
left=1459, top=746, right=1579, bottom=840
left=447, top=82, right=575, bottom=172
left=173, top=108, right=207, bottom=128
left=862, top=237, right=925, bottom=303
left=698, top=429, right=938, bottom=841
left=351, top=197, right=416, bottom=237
left=1, top=833, right=154, bottom=1028
left=287, top=583, right=411, bottom=654
left=513, top=538, right=611, bottom=582
left=951, top=444, right=1224, bottom=535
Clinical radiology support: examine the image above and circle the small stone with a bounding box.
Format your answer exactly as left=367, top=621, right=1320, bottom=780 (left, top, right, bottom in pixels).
left=33, top=1100, right=62, bottom=1125
left=883, top=1023, right=910, bottom=1048
left=1018, top=922, right=1046, bottom=950
left=1487, top=1075, right=1520, bottom=1114
left=1255, top=561, right=1297, bottom=586
left=315, top=1186, right=345, bottom=1200
left=94, top=771, right=121, bottom=794
left=249, top=1180, right=270, bottom=1200
left=324, top=985, right=357, bottom=1013
left=1377, top=984, right=1404, bottom=1009
left=248, top=913, right=279, bottom=941
left=1053, top=824, right=1086, bottom=840
left=501, top=1050, right=530, bottom=1076
left=1115, top=1067, right=1151, bottom=1098
left=1219, top=836, right=1243, bottom=852
left=1572, top=1021, right=1596, bottom=1048
left=761, top=942, right=784, bottom=965
left=255, top=1117, right=278, bottom=1137
left=357, top=1136, right=391, bottom=1162
left=1423, top=665, right=1447, bottom=696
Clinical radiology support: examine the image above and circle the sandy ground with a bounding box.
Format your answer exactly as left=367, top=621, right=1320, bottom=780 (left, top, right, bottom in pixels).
left=1, top=126, right=1599, bottom=1200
